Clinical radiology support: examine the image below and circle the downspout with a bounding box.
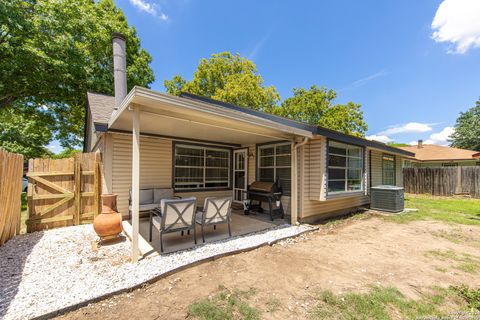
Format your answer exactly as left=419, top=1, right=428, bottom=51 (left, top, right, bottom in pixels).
left=291, top=137, right=309, bottom=225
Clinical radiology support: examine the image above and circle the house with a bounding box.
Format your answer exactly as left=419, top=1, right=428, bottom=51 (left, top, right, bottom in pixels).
left=84, top=33, right=414, bottom=260
left=398, top=140, right=480, bottom=168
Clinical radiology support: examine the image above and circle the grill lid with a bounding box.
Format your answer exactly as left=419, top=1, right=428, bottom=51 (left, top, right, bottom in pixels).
left=249, top=181, right=276, bottom=193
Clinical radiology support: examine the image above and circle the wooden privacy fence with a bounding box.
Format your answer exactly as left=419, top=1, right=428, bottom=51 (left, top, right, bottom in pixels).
left=403, top=167, right=480, bottom=198
left=0, top=149, right=24, bottom=245
left=27, top=153, right=102, bottom=232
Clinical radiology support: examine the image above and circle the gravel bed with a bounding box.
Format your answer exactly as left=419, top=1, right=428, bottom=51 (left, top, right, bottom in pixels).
left=0, top=223, right=315, bottom=320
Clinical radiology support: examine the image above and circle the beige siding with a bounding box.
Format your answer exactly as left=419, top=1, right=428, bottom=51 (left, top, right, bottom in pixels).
left=306, top=137, right=326, bottom=201
left=111, top=133, right=172, bottom=215
left=109, top=133, right=242, bottom=216
left=299, top=138, right=371, bottom=221
left=369, top=149, right=403, bottom=188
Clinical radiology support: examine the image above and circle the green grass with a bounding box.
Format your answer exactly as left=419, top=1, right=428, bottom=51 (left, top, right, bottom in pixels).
left=451, top=285, right=480, bottom=310
left=383, top=195, right=480, bottom=225
left=20, top=192, right=28, bottom=234
left=310, top=286, right=454, bottom=320
left=187, top=286, right=260, bottom=320
left=425, top=250, right=480, bottom=274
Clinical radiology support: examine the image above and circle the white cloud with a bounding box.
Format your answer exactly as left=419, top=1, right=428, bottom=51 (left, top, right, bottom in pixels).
left=431, top=0, right=480, bottom=54
left=407, top=127, right=455, bottom=146
left=425, top=126, right=455, bottom=145
left=129, top=0, right=168, bottom=20
left=379, top=122, right=433, bottom=136
left=366, top=134, right=393, bottom=144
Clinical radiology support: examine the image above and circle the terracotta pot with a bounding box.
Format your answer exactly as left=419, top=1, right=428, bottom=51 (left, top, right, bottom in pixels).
left=93, top=194, right=123, bottom=240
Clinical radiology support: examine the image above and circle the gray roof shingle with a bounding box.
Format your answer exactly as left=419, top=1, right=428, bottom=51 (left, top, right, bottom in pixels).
left=87, top=92, right=116, bottom=125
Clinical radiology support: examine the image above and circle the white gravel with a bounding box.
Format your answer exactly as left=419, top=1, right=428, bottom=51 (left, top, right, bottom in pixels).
left=0, top=223, right=315, bottom=320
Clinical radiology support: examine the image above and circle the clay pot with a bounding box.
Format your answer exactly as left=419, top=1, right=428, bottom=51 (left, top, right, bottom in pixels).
left=93, top=194, right=123, bottom=240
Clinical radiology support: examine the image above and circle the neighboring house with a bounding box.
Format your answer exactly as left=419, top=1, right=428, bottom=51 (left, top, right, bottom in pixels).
left=84, top=34, right=414, bottom=227
left=398, top=140, right=480, bottom=168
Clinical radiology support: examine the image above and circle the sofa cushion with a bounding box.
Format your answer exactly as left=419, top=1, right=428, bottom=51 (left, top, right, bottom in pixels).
left=153, top=188, right=174, bottom=204
left=129, top=203, right=159, bottom=212
left=139, top=189, right=153, bottom=205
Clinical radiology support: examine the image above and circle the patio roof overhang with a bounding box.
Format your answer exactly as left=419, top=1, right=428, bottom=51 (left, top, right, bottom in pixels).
left=109, top=87, right=311, bottom=262
left=108, top=86, right=313, bottom=145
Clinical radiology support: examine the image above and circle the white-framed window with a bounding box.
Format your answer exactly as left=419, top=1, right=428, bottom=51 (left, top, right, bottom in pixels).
left=327, top=140, right=363, bottom=194
left=257, top=142, right=291, bottom=195
left=382, top=154, right=396, bottom=185
left=173, top=144, right=230, bottom=190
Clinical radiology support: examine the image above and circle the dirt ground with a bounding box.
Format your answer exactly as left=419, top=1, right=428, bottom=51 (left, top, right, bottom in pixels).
left=58, top=215, right=480, bottom=319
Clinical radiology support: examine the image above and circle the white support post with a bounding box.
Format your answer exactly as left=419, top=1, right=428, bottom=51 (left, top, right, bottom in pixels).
left=291, top=142, right=298, bottom=225
left=131, top=106, right=140, bottom=262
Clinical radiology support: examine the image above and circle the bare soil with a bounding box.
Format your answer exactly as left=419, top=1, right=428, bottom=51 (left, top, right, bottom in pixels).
left=57, top=215, right=480, bottom=320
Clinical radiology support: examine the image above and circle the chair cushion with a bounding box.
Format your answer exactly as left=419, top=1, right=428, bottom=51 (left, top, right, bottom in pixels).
left=129, top=203, right=159, bottom=211
left=153, top=188, right=174, bottom=204
left=139, top=189, right=153, bottom=205
left=152, top=216, right=192, bottom=232
left=151, top=215, right=161, bottom=230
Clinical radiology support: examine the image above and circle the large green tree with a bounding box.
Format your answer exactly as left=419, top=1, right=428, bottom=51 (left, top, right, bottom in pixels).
left=0, top=0, right=154, bottom=155
left=449, top=99, right=480, bottom=151
left=273, top=85, right=368, bottom=137
left=165, top=53, right=367, bottom=137
left=164, top=52, right=280, bottom=112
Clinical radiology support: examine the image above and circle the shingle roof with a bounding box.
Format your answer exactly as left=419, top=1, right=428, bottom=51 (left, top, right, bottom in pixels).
left=398, top=144, right=480, bottom=161
left=87, top=92, right=116, bottom=125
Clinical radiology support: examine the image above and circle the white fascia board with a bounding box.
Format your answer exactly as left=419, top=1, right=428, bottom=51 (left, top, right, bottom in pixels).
left=108, top=86, right=313, bottom=138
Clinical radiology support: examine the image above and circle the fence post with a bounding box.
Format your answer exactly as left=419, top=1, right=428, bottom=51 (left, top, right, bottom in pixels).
left=73, top=155, right=81, bottom=225
left=94, top=153, right=101, bottom=218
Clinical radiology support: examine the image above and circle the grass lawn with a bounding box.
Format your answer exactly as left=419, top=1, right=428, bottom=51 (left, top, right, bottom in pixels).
left=20, top=192, right=28, bottom=234
left=383, top=194, right=480, bottom=226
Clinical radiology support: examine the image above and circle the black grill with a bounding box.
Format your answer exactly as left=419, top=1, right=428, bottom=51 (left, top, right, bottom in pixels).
left=244, top=181, right=284, bottom=220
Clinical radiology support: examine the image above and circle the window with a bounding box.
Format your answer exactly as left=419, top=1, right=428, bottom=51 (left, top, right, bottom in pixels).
left=327, top=141, right=363, bottom=194
left=442, top=163, right=458, bottom=167
left=258, top=142, right=291, bottom=195
left=382, top=154, right=396, bottom=185
left=174, top=144, right=230, bottom=190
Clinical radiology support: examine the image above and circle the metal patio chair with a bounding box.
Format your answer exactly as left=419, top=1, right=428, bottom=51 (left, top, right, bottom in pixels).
left=195, top=197, right=233, bottom=243
left=150, top=197, right=197, bottom=252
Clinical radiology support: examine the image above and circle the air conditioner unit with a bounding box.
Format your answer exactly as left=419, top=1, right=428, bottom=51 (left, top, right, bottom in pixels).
left=370, top=186, right=404, bottom=213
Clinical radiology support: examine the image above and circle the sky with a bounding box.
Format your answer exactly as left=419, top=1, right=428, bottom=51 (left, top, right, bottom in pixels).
left=49, top=0, right=480, bottom=152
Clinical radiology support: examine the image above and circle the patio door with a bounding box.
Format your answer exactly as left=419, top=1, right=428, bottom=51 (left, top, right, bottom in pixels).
left=233, top=149, right=248, bottom=203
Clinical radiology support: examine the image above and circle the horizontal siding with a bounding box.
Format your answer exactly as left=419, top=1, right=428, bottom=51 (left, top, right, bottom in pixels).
left=370, top=150, right=403, bottom=188
left=301, top=195, right=370, bottom=221
left=111, top=133, right=172, bottom=215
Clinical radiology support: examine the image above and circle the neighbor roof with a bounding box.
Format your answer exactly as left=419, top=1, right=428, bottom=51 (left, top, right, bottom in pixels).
left=86, top=91, right=116, bottom=126
left=398, top=144, right=480, bottom=161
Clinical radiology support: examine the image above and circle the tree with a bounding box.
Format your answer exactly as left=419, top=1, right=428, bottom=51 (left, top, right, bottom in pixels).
left=0, top=105, right=54, bottom=158
left=0, top=0, right=154, bottom=152
left=164, top=52, right=279, bottom=111
left=449, top=99, right=480, bottom=151
left=273, top=85, right=368, bottom=137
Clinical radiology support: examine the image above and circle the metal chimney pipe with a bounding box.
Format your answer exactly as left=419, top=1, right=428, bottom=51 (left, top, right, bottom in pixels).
left=112, top=32, right=127, bottom=108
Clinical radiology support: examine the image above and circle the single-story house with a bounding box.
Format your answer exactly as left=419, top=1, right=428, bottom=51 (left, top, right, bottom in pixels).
left=399, top=140, right=480, bottom=168
left=84, top=33, right=414, bottom=260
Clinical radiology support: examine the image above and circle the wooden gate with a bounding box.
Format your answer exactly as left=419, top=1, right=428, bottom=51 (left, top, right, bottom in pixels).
left=0, top=149, right=24, bottom=245
left=27, top=153, right=101, bottom=232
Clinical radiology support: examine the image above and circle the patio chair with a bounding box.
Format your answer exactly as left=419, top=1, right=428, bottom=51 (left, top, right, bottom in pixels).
left=150, top=197, right=197, bottom=252
left=196, top=197, right=233, bottom=243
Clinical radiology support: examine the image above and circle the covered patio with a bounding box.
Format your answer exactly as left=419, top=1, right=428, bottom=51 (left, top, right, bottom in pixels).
left=107, top=87, right=313, bottom=261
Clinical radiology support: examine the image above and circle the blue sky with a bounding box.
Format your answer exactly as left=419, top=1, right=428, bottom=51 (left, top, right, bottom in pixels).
left=50, top=0, right=480, bottom=152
